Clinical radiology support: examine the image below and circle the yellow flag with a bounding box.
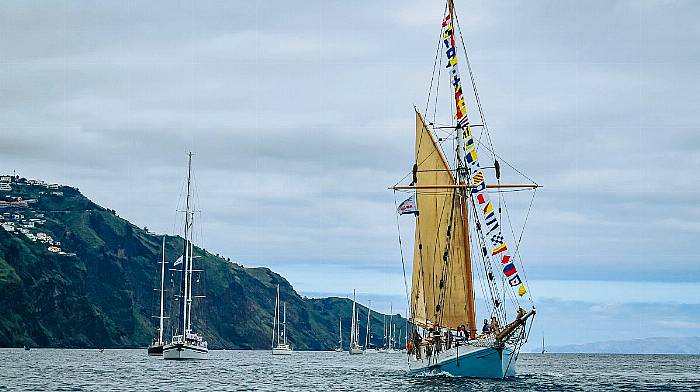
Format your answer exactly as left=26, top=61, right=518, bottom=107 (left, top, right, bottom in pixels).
left=518, top=284, right=527, bottom=297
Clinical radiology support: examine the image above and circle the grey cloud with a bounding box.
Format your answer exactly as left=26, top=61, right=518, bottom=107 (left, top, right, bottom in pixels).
left=1, top=0, right=699, bottom=285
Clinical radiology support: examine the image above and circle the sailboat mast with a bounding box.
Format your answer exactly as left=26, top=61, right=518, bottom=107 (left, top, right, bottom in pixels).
left=389, top=303, right=393, bottom=349
left=339, top=318, right=342, bottom=348
left=447, top=0, right=478, bottom=338
left=159, top=236, right=166, bottom=344
left=283, top=302, right=287, bottom=345
left=186, top=239, right=194, bottom=331
left=181, top=151, right=193, bottom=336
left=365, top=300, right=371, bottom=349
left=274, top=285, right=280, bottom=346
left=351, top=290, right=357, bottom=347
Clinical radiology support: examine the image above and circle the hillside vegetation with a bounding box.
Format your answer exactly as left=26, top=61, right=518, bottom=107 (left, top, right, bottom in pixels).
left=0, top=179, right=405, bottom=349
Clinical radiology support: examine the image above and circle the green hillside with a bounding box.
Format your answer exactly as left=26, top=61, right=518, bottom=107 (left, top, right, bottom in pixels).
left=0, top=177, right=406, bottom=349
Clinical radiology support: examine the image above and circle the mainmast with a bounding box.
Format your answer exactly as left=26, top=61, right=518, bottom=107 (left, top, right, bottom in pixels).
left=283, top=302, right=287, bottom=345
left=273, top=284, right=280, bottom=347
left=181, top=152, right=193, bottom=336
left=338, top=318, right=342, bottom=348
left=351, top=290, right=357, bottom=347
left=158, top=236, right=166, bottom=344
left=365, top=300, right=371, bottom=349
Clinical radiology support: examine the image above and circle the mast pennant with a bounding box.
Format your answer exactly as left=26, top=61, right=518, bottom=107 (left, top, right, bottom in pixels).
left=442, top=10, right=527, bottom=297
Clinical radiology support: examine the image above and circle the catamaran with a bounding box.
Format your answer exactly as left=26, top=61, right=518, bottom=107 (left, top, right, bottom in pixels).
left=349, top=290, right=363, bottom=355
left=163, top=152, right=209, bottom=360
left=147, top=237, right=167, bottom=356
left=272, top=284, right=293, bottom=355
left=390, top=0, right=538, bottom=378
left=335, top=318, right=343, bottom=352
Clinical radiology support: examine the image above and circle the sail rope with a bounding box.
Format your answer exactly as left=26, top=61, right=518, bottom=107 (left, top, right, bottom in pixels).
left=501, top=188, right=538, bottom=304
left=435, top=189, right=458, bottom=328
left=393, top=190, right=412, bottom=322
left=452, top=1, right=537, bottom=313
left=424, top=1, right=449, bottom=118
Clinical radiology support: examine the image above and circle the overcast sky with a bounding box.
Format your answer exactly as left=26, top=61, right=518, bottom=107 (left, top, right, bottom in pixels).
left=1, top=0, right=699, bottom=346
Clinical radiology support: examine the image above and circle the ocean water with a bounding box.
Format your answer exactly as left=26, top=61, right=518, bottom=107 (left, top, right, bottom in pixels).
left=1, top=349, right=698, bottom=391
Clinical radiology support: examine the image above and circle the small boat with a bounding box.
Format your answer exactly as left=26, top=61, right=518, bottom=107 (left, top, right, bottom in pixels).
left=363, top=300, right=378, bottom=353
left=378, top=304, right=399, bottom=353
left=334, top=318, right=343, bottom=352
left=163, top=152, right=209, bottom=360
left=23, top=346, right=30, bottom=351
left=541, top=334, right=546, bottom=354
left=348, top=290, right=363, bottom=355
left=272, top=284, right=293, bottom=355
left=390, top=0, right=537, bottom=378
left=147, top=237, right=167, bottom=356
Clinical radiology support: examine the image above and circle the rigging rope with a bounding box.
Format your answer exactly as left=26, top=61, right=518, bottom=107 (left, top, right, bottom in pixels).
left=393, top=191, right=412, bottom=322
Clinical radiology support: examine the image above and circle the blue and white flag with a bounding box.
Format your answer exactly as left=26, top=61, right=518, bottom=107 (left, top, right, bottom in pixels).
left=397, top=194, right=418, bottom=215
left=173, top=255, right=183, bottom=266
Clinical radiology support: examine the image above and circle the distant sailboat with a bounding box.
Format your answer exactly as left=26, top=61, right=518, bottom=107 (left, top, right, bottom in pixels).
left=272, top=285, right=292, bottom=355
left=379, top=304, right=399, bottom=353
left=391, top=0, right=538, bottom=378
left=349, top=290, right=363, bottom=355
left=148, top=237, right=168, bottom=356
left=541, top=334, right=546, bottom=354
left=163, top=152, right=209, bottom=360
left=335, top=318, right=343, bottom=352
left=364, top=300, right=377, bottom=353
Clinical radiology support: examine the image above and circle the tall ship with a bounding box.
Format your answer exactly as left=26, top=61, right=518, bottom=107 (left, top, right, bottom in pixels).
left=391, top=0, right=538, bottom=378
left=271, top=284, right=293, bottom=355
left=147, top=237, right=168, bottom=356
left=348, top=290, right=363, bottom=355
left=163, top=152, right=209, bottom=360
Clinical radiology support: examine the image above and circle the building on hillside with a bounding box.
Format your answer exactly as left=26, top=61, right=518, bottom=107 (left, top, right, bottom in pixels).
left=48, top=246, right=61, bottom=253
left=0, top=176, right=11, bottom=183
left=0, top=184, right=11, bottom=191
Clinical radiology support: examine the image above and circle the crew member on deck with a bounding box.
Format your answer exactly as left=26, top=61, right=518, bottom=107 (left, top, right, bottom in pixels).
left=482, top=318, right=492, bottom=334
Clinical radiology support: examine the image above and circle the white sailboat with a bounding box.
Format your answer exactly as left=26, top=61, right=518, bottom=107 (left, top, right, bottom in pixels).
left=391, top=0, right=538, bottom=378
left=349, top=290, right=363, bottom=355
left=272, top=284, right=293, bottom=355
left=163, top=152, right=209, bottom=360
left=379, top=304, right=399, bottom=353
left=147, top=237, right=167, bottom=356
left=364, top=300, right=377, bottom=353
left=335, top=318, right=343, bottom=352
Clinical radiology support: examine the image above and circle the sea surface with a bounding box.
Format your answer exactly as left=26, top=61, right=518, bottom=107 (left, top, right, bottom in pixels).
left=1, top=349, right=699, bottom=391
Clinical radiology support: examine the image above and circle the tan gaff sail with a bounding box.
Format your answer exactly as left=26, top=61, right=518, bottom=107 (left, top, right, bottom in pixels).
left=411, top=111, right=471, bottom=330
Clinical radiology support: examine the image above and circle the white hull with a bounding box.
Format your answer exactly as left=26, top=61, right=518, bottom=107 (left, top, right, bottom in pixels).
left=364, top=348, right=379, bottom=354
left=163, top=342, right=208, bottom=360
left=408, top=343, right=515, bottom=379
left=272, top=345, right=293, bottom=355
left=349, top=347, right=363, bottom=355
